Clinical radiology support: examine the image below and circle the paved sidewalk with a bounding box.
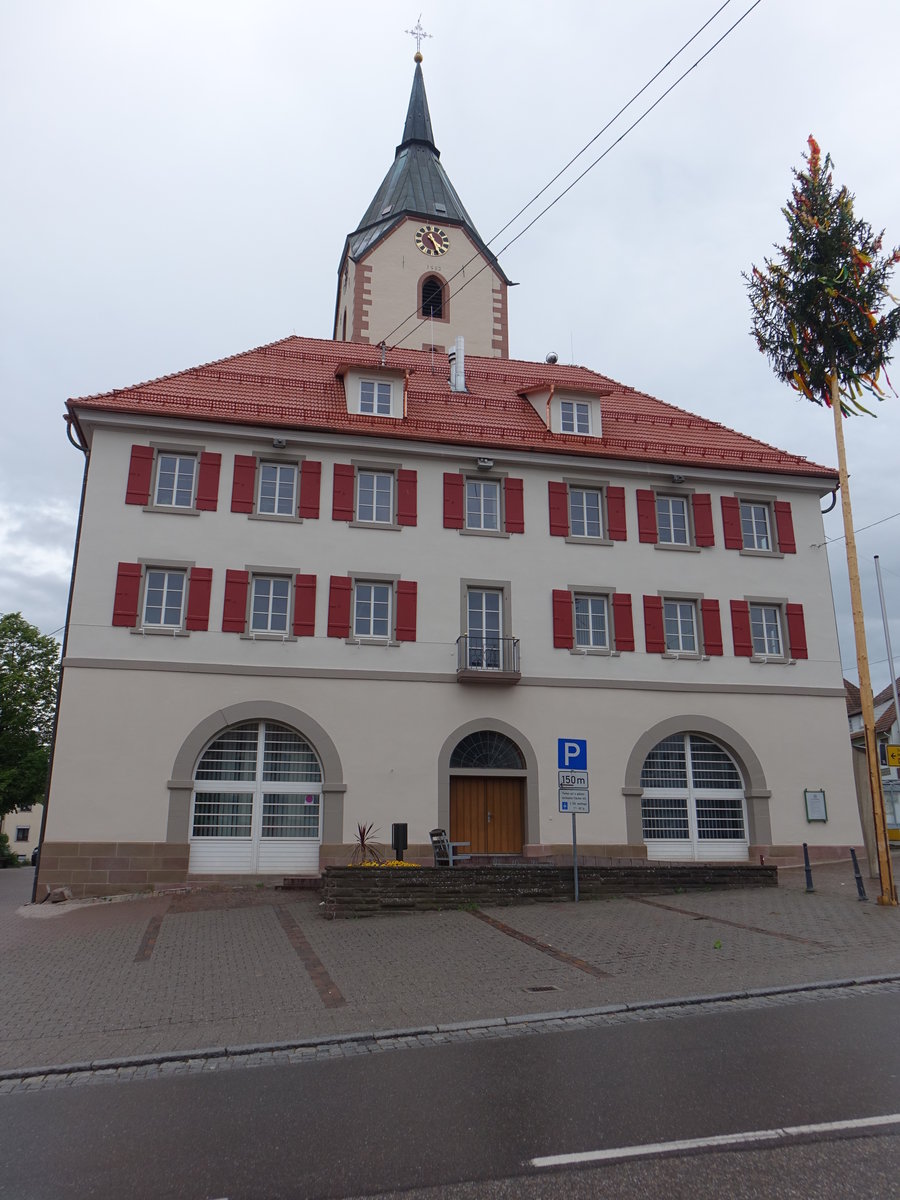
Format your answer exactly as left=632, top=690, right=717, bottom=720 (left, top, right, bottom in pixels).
left=2, top=856, right=899, bottom=1073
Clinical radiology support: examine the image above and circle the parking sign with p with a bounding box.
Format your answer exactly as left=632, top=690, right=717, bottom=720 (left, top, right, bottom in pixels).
left=558, top=738, right=587, bottom=771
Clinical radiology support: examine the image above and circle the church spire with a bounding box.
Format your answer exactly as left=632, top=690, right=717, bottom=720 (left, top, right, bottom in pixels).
left=398, top=60, right=436, bottom=153
left=333, top=48, right=511, bottom=357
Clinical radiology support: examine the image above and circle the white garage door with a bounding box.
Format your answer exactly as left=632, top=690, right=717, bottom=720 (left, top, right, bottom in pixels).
left=189, top=721, right=323, bottom=875
left=640, top=733, right=748, bottom=862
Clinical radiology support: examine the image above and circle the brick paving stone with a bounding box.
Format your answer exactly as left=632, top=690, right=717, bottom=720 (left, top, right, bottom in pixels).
left=2, top=858, right=899, bottom=1073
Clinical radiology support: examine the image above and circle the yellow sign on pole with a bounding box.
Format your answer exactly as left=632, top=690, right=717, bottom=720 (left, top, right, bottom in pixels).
left=887, top=745, right=900, bottom=768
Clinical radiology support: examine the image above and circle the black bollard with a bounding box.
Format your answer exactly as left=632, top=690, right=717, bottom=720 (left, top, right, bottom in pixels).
left=802, top=842, right=814, bottom=893
left=850, top=848, right=868, bottom=901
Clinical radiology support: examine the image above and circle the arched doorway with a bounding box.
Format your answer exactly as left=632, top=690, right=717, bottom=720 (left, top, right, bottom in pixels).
left=189, top=721, right=323, bottom=874
left=639, top=733, right=749, bottom=861
left=449, top=730, right=526, bottom=855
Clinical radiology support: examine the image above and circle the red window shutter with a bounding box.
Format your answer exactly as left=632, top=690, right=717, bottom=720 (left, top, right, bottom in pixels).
left=636, top=489, right=658, bottom=543
left=332, top=463, right=355, bottom=521
left=231, top=456, right=257, bottom=514
left=692, top=493, right=715, bottom=547
left=552, top=590, right=574, bottom=649
left=185, top=567, right=213, bottom=631
left=298, top=460, right=322, bottom=519
left=396, top=580, right=418, bottom=642
left=112, top=562, right=141, bottom=627
left=293, top=574, right=317, bottom=637
left=327, top=576, right=352, bottom=638
left=125, top=445, right=153, bottom=505
left=397, top=469, right=418, bottom=527
left=612, top=593, right=634, bottom=651
left=505, top=478, right=524, bottom=534
left=730, top=599, right=753, bottom=656
left=643, top=595, right=665, bottom=654
left=721, top=497, right=743, bottom=550
left=774, top=501, right=796, bottom=554
left=786, top=603, right=808, bottom=658
left=195, top=453, right=221, bottom=512
left=222, top=569, right=249, bottom=633
left=606, top=486, right=627, bottom=541
left=701, top=598, right=723, bottom=655
left=443, top=472, right=464, bottom=529
left=548, top=482, right=569, bottom=537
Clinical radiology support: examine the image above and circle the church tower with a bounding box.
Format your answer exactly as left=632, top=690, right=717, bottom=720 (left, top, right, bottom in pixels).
left=333, top=53, right=511, bottom=358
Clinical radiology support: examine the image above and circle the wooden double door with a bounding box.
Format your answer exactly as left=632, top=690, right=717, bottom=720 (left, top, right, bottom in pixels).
left=450, top=777, right=525, bottom=855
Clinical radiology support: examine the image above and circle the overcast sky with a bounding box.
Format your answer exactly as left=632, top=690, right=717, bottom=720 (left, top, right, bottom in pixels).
left=2, top=0, right=899, bottom=691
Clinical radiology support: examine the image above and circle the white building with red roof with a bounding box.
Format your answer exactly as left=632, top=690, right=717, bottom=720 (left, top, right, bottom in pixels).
left=37, top=59, right=862, bottom=898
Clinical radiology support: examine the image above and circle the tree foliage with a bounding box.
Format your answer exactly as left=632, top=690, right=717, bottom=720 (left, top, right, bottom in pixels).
left=0, top=613, right=60, bottom=818
left=745, top=136, right=900, bottom=416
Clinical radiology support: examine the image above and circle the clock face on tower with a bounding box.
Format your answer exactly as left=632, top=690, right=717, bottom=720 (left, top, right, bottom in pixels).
left=415, top=224, right=450, bottom=256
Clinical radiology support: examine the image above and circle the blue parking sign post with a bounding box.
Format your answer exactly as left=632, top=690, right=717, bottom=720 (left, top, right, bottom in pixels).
left=558, top=739, right=588, bottom=902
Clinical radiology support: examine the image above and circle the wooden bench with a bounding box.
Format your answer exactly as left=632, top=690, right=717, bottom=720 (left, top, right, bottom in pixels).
left=429, top=828, right=471, bottom=867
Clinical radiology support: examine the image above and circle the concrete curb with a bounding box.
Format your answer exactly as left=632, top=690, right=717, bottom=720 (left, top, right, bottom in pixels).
left=3, top=972, right=900, bottom=1084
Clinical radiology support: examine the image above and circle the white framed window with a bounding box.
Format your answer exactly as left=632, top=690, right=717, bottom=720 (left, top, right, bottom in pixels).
left=657, top=495, right=689, bottom=545
left=143, top=569, right=186, bottom=628
left=749, top=603, right=783, bottom=656
left=354, top=581, right=392, bottom=639
left=258, top=463, right=297, bottom=516
left=250, top=576, right=291, bottom=634
left=466, top=587, right=503, bottom=668
left=154, top=453, right=196, bottom=508
left=357, top=470, right=394, bottom=523
left=466, top=479, right=500, bottom=530
left=15, top=827, right=29, bottom=842
left=360, top=380, right=392, bottom=416
left=740, top=501, right=772, bottom=551
left=574, top=594, right=609, bottom=649
left=561, top=400, right=590, bottom=434
left=664, top=599, right=697, bottom=653
left=569, top=487, right=603, bottom=538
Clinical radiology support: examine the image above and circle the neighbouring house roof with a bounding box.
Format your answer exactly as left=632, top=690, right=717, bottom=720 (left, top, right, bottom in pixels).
left=845, top=678, right=862, bottom=716
left=67, top=336, right=838, bottom=479
left=874, top=678, right=900, bottom=708
left=342, top=63, right=511, bottom=283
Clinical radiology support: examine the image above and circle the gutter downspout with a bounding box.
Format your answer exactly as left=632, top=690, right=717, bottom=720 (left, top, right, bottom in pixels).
left=32, top=413, right=89, bottom=903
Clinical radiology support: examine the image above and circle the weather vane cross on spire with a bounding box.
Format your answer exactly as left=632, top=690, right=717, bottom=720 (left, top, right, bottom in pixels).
left=406, top=14, right=432, bottom=58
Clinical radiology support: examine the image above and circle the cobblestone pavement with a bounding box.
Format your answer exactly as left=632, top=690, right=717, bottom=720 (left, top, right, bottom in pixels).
left=2, top=856, right=898, bottom=1078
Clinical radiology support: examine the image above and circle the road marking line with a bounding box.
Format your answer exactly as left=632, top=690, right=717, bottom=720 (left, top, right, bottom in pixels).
left=530, top=1112, right=900, bottom=1168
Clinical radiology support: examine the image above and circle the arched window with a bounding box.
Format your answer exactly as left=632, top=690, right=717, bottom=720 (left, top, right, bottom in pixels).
left=190, top=721, right=323, bottom=874
left=421, top=276, right=444, bottom=319
left=450, top=730, right=525, bottom=769
left=640, top=733, right=747, bottom=861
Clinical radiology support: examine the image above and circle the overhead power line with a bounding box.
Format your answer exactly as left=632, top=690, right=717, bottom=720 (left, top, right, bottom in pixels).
left=377, top=0, right=763, bottom=350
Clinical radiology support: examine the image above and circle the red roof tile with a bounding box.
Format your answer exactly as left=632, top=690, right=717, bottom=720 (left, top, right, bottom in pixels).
left=68, top=336, right=837, bottom=478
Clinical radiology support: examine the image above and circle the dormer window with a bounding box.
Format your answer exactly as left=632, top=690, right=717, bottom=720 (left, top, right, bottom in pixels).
left=560, top=400, right=590, bottom=435
left=360, top=380, right=393, bottom=416
left=421, top=276, right=444, bottom=319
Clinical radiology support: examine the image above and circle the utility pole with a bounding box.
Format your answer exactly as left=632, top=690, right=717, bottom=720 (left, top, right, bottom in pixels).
left=831, top=378, right=896, bottom=904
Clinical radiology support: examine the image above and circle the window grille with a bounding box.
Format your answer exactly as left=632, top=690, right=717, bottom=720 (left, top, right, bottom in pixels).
left=192, top=793, right=253, bottom=837
left=450, top=730, right=525, bottom=769
left=195, top=723, right=259, bottom=781
left=641, top=797, right=690, bottom=840
left=262, top=724, right=322, bottom=783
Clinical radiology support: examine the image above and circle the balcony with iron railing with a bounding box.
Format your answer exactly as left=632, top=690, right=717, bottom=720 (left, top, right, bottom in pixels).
left=456, top=635, right=521, bottom=683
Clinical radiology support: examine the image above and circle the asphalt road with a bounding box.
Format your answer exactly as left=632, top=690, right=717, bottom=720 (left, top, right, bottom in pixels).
left=3, top=989, right=899, bottom=1199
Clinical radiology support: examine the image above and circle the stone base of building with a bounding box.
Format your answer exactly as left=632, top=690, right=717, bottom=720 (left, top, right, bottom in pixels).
left=750, top=844, right=864, bottom=868
left=33, top=839, right=866, bottom=900
left=35, top=842, right=190, bottom=901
